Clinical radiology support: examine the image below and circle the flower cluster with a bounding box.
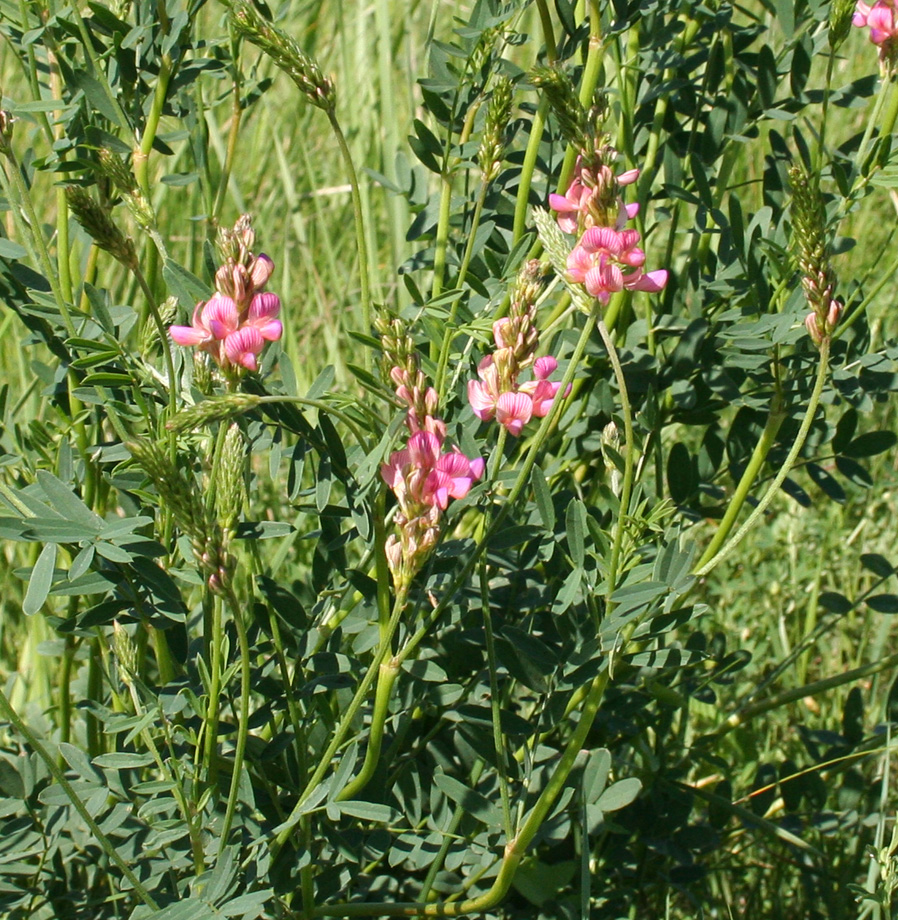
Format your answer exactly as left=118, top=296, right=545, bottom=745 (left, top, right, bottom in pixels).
left=789, top=166, right=842, bottom=347
left=170, top=215, right=283, bottom=373
left=468, top=260, right=569, bottom=436
left=550, top=145, right=668, bottom=305
left=853, top=0, right=898, bottom=67
left=379, top=318, right=483, bottom=589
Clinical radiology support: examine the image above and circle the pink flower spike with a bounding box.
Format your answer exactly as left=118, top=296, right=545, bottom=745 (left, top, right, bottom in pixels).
left=496, top=391, right=534, bottom=437
left=224, top=326, right=265, bottom=370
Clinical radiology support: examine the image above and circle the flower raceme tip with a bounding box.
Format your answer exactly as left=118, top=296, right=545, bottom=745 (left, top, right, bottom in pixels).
left=169, top=248, right=283, bottom=373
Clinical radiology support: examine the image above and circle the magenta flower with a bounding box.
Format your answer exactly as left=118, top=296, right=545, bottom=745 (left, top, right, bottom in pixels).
left=247, top=292, right=283, bottom=341
left=169, top=243, right=283, bottom=374
left=567, top=227, right=668, bottom=305
left=468, top=353, right=568, bottom=436
left=855, top=0, right=898, bottom=62
left=549, top=156, right=641, bottom=234
left=381, top=431, right=484, bottom=512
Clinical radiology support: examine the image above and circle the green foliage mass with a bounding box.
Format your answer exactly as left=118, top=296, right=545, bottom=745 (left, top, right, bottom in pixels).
left=0, top=0, right=898, bottom=918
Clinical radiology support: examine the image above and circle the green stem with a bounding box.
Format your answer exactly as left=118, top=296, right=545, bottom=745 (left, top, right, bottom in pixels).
left=203, top=593, right=225, bottom=789
left=271, top=588, right=409, bottom=856
left=514, top=98, right=550, bottom=244
left=431, top=170, right=454, bottom=303
left=313, top=624, right=636, bottom=918
left=71, top=4, right=136, bottom=144
left=419, top=761, right=486, bottom=901
left=694, top=389, right=786, bottom=571
left=855, top=72, right=896, bottom=179
left=512, top=0, right=557, bottom=242
left=0, top=686, right=160, bottom=910
left=328, top=111, right=372, bottom=353
left=125, top=680, right=206, bottom=873
left=0, top=153, right=75, bottom=334
left=480, top=561, right=514, bottom=839
left=336, top=660, right=400, bottom=802
left=135, top=55, right=173, bottom=201
left=596, top=318, right=635, bottom=596
left=707, top=649, right=898, bottom=743
left=219, top=582, right=252, bottom=850
left=434, top=181, right=489, bottom=397
left=694, top=338, right=831, bottom=578
left=212, top=28, right=244, bottom=224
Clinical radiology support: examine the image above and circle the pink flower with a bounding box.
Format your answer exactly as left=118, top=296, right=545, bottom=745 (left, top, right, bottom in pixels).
left=224, top=326, right=265, bottom=371
left=381, top=431, right=483, bottom=511
left=250, top=253, right=275, bottom=289
left=467, top=356, right=502, bottom=422
left=247, top=292, right=283, bottom=341
left=567, top=227, right=668, bottom=305
left=169, top=255, right=284, bottom=373
left=549, top=156, right=643, bottom=234
left=854, top=0, right=898, bottom=63
left=495, top=392, right=534, bottom=436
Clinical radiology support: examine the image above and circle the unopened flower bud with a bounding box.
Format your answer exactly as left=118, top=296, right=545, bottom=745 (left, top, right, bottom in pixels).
left=250, top=253, right=274, bottom=289
left=0, top=110, right=13, bottom=155
left=826, top=299, right=843, bottom=331
left=805, top=312, right=823, bottom=345
left=112, top=620, right=138, bottom=686
left=830, top=0, right=856, bottom=48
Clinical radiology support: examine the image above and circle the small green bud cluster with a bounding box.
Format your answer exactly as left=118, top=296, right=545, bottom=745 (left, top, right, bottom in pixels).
left=97, top=149, right=154, bottom=229
left=829, top=0, right=856, bottom=48
left=530, top=66, right=594, bottom=157
left=478, top=77, right=514, bottom=182
left=216, top=423, right=247, bottom=540
left=112, top=620, right=138, bottom=688
left=166, top=394, right=262, bottom=434
left=65, top=186, right=138, bottom=270
left=126, top=439, right=235, bottom=594
left=227, top=0, right=335, bottom=113
left=0, top=110, right=14, bottom=156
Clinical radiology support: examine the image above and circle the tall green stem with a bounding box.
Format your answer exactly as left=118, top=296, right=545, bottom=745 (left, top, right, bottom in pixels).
left=271, top=588, right=409, bottom=856
left=694, top=389, right=786, bottom=572
left=328, top=112, right=372, bottom=351
left=219, top=583, right=253, bottom=850
left=695, top=338, right=831, bottom=578
left=596, top=318, right=635, bottom=595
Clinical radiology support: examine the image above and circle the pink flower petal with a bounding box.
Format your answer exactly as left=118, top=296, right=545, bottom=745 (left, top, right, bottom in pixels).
left=496, top=392, right=533, bottom=437
left=627, top=269, right=669, bottom=293
left=170, top=325, right=209, bottom=346
left=223, top=326, right=264, bottom=369
left=533, top=356, right=558, bottom=380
